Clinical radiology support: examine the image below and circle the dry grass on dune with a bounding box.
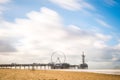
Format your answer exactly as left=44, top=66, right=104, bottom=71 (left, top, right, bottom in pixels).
left=0, top=69, right=120, bottom=80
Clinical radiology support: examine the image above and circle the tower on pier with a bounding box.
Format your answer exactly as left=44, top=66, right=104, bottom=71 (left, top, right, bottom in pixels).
left=79, top=52, right=88, bottom=69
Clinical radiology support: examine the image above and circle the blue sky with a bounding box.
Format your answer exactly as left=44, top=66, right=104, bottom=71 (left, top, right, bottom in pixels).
left=3, top=0, right=120, bottom=42
left=0, top=0, right=120, bottom=69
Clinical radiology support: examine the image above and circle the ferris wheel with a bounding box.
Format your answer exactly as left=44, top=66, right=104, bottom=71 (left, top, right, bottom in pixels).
left=51, top=51, right=66, bottom=64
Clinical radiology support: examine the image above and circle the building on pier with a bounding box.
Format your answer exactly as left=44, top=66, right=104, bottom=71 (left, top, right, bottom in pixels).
left=79, top=52, right=88, bottom=69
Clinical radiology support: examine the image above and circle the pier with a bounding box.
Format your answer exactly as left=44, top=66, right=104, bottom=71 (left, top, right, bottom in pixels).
left=0, top=63, right=79, bottom=70
left=0, top=51, right=88, bottom=70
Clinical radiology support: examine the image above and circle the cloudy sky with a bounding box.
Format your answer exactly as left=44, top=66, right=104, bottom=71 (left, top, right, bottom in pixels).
left=0, top=0, right=120, bottom=69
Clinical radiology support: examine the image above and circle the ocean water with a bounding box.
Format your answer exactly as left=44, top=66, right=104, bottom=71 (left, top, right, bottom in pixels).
left=54, top=69, right=120, bottom=75
left=4, top=66, right=120, bottom=75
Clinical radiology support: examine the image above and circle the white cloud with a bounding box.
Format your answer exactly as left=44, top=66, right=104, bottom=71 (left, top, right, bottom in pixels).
left=81, top=1, right=95, bottom=10
left=0, top=6, right=4, bottom=14
left=0, top=7, right=120, bottom=69
left=0, top=39, right=16, bottom=52
left=104, top=0, right=117, bottom=6
left=0, top=0, right=11, bottom=15
left=96, top=19, right=111, bottom=28
left=50, top=0, right=80, bottom=10
left=0, top=0, right=10, bottom=4
left=49, top=0, right=95, bottom=11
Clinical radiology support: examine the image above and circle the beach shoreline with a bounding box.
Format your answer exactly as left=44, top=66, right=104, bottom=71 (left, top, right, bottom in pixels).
left=53, top=69, right=120, bottom=75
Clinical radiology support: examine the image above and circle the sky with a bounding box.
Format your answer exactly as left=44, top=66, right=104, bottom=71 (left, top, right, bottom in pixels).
left=0, top=0, right=120, bottom=69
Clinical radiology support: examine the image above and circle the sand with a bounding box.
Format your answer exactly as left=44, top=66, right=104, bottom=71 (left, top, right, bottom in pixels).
left=0, top=69, right=120, bottom=80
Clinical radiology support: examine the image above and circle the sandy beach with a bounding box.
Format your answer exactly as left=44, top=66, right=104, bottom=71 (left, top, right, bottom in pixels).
left=0, top=69, right=120, bottom=80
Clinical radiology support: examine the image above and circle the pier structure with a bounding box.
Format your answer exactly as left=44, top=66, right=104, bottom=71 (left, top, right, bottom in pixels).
left=0, top=63, right=79, bottom=70
left=79, top=52, right=88, bottom=69
left=0, top=51, right=88, bottom=70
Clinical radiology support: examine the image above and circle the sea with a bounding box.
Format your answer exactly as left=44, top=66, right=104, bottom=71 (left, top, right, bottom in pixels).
left=53, top=69, right=120, bottom=75
left=5, top=66, right=120, bottom=75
